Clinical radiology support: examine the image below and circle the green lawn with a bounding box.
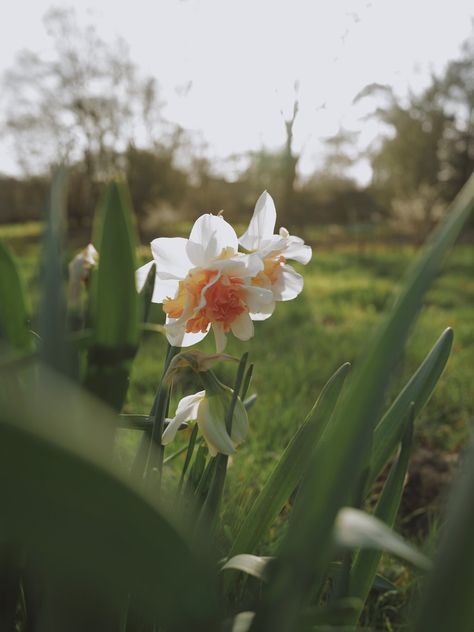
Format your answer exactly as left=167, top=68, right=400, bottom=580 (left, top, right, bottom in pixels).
left=3, top=226, right=473, bottom=629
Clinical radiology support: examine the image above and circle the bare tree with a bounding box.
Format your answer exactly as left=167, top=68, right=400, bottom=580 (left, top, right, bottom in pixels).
left=1, top=7, right=162, bottom=180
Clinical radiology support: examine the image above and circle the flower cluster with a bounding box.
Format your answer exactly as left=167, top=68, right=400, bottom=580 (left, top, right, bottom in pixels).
left=137, top=192, right=312, bottom=352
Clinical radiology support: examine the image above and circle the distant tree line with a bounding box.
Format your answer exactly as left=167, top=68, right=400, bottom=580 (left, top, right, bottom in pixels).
left=0, top=8, right=473, bottom=237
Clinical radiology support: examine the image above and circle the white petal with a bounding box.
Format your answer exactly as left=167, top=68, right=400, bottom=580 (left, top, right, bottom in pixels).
left=152, top=277, right=180, bottom=304
left=257, top=235, right=287, bottom=259
left=135, top=261, right=154, bottom=292
left=175, top=390, right=206, bottom=420
left=230, top=311, right=254, bottom=341
left=248, top=301, right=276, bottom=321
left=284, top=237, right=312, bottom=264
left=335, top=508, right=431, bottom=571
left=273, top=264, right=304, bottom=301
left=83, top=243, right=99, bottom=266
left=212, top=323, right=228, bottom=353
left=211, top=253, right=263, bottom=277
left=162, top=391, right=205, bottom=444
left=186, top=214, right=238, bottom=266
left=162, top=416, right=183, bottom=445
left=136, top=261, right=180, bottom=304
left=239, top=191, right=276, bottom=251
left=151, top=237, right=192, bottom=280
left=165, top=318, right=210, bottom=348
left=245, top=286, right=275, bottom=320
left=198, top=398, right=236, bottom=456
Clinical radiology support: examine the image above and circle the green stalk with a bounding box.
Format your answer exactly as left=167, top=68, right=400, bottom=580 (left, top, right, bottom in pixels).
left=196, top=354, right=248, bottom=532
left=347, top=408, right=414, bottom=625
left=130, top=343, right=180, bottom=484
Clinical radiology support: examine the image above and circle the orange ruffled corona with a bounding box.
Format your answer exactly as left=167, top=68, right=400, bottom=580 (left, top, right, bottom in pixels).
left=252, top=255, right=286, bottom=288
left=164, top=269, right=247, bottom=334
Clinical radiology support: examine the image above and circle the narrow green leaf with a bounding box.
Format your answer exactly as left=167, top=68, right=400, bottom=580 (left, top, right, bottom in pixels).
left=251, top=173, right=474, bottom=632
left=0, top=241, right=32, bottom=352
left=347, top=413, right=414, bottom=623
left=415, top=438, right=474, bottom=632
left=0, top=544, right=22, bottom=631
left=140, top=260, right=156, bottom=325
left=90, top=179, right=139, bottom=349
left=85, top=179, right=139, bottom=411
left=368, top=328, right=453, bottom=490
left=228, top=362, right=350, bottom=561
left=179, top=424, right=199, bottom=492
left=0, top=368, right=220, bottom=630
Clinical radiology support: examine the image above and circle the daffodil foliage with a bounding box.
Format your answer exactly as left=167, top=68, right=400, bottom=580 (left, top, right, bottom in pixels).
left=0, top=173, right=473, bottom=632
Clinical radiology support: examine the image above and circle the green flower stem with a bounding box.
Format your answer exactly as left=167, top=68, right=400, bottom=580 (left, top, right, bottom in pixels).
left=178, top=424, right=199, bottom=493
left=130, top=343, right=180, bottom=485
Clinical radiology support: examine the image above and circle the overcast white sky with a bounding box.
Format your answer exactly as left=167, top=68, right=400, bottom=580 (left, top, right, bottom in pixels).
left=0, top=0, right=473, bottom=181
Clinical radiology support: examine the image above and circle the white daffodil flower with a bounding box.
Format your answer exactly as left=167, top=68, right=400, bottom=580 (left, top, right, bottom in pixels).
left=239, top=191, right=312, bottom=319
left=162, top=388, right=249, bottom=457
left=137, top=213, right=273, bottom=352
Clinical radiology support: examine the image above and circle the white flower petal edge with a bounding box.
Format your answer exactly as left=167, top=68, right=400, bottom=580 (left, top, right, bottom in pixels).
left=136, top=261, right=154, bottom=292
left=245, top=286, right=275, bottom=321
left=162, top=390, right=205, bottom=445
left=151, top=237, right=192, bottom=280
left=136, top=261, right=180, bottom=303
left=239, top=191, right=276, bottom=251
left=186, top=214, right=239, bottom=267
left=280, top=230, right=312, bottom=264
left=272, top=264, right=304, bottom=301
left=165, top=322, right=210, bottom=349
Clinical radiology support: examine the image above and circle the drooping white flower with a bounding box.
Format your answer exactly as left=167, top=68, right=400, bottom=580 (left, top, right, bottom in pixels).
left=68, top=243, right=98, bottom=309
left=239, top=191, right=312, bottom=320
left=137, top=213, right=273, bottom=351
left=162, top=387, right=249, bottom=457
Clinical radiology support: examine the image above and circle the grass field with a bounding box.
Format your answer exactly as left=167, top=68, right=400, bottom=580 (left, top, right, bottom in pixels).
left=2, top=225, right=473, bottom=629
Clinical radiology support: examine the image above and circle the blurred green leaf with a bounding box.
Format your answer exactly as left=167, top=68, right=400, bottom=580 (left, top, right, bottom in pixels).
left=0, top=240, right=32, bottom=352
left=250, top=173, right=474, bottom=632
left=228, top=362, right=350, bottom=561
left=90, top=179, right=139, bottom=349
left=0, top=367, right=220, bottom=631
left=39, top=167, right=69, bottom=375
left=347, top=414, right=414, bottom=623
left=85, top=179, right=139, bottom=411
left=415, top=439, right=474, bottom=631
left=368, top=328, right=453, bottom=490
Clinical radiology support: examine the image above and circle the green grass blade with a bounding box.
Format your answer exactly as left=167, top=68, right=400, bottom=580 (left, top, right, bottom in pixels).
left=228, top=362, right=350, bottom=560
left=0, top=240, right=32, bottom=352
left=85, top=179, right=139, bottom=411
left=367, top=328, right=453, bottom=490
left=347, top=414, right=414, bottom=623
left=0, top=368, right=220, bottom=631
left=250, top=173, right=474, bottom=632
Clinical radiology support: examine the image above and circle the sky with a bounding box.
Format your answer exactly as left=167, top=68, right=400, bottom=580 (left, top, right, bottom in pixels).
left=0, top=0, right=473, bottom=182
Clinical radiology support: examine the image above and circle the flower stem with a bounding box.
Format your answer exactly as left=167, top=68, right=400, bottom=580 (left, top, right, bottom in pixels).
left=130, top=343, right=181, bottom=488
